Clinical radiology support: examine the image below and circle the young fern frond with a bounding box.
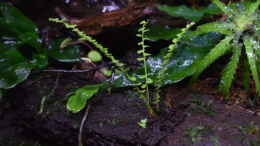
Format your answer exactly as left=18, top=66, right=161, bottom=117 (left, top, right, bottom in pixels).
left=243, top=36, right=260, bottom=96
left=49, top=18, right=125, bottom=71
left=192, top=36, right=233, bottom=81
left=219, top=43, right=241, bottom=97
left=162, top=22, right=195, bottom=66
left=157, top=22, right=195, bottom=87
left=136, top=20, right=155, bottom=116
left=153, top=22, right=194, bottom=110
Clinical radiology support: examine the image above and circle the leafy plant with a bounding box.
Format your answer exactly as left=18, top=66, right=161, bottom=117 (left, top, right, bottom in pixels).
left=0, top=3, right=48, bottom=92
left=135, top=20, right=155, bottom=115
left=185, top=126, right=210, bottom=143
left=147, top=3, right=221, bottom=41
left=138, top=118, right=148, bottom=128
left=238, top=122, right=259, bottom=135
left=187, top=0, right=260, bottom=97
left=50, top=17, right=198, bottom=115
left=0, top=3, right=85, bottom=98
left=158, top=3, right=221, bottom=22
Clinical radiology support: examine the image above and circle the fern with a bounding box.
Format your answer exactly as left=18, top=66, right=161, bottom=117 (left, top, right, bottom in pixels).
left=192, top=36, right=233, bottom=81
left=49, top=18, right=125, bottom=71
left=219, top=41, right=241, bottom=96
left=162, top=22, right=195, bottom=66
left=136, top=20, right=156, bottom=116
left=244, top=36, right=260, bottom=96
left=153, top=22, right=195, bottom=110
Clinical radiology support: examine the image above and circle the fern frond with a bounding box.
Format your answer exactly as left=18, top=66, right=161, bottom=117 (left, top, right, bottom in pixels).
left=162, top=22, right=195, bottom=66
left=219, top=45, right=241, bottom=97
left=136, top=20, right=156, bottom=116
left=192, top=36, right=233, bottom=81
left=243, top=36, right=260, bottom=96
left=49, top=18, right=125, bottom=70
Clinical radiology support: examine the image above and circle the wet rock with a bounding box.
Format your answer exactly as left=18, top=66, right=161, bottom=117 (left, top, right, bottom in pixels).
left=1, top=74, right=260, bottom=146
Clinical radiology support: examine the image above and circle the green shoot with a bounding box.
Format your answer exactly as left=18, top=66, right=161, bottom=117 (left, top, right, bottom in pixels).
left=136, top=20, right=156, bottom=116
left=138, top=118, right=148, bottom=128
left=154, top=22, right=195, bottom=110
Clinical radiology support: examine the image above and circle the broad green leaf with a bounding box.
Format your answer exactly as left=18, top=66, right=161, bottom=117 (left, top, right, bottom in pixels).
left=30, top=53, right=48, bottom=69
left=48, top=39, right=81, bottom=62
left=0, top=3, right=40, bottom=48
left=158, top=5, right=204, bottom=22
left=67, top=84, right=104, bottom=113
left=111, top=32, right=223, bottom=88
left=146, top=25, right=181, bottom=41
left=202, top=4, right=222, bottom=15
left=212, top=0, right=234, bottom=16
left=219, top=46, right=241, bottom=96
left=0, top=47, right=31, bottom=89
left=192, top=36, right=233, bottom=81
left=244, top=36, right=260, bottom=96
left=18, top=32, right=41, bottom=49
left=152, top=32, right=224, bottom=86
left=158, top=3, right=222, bottom=22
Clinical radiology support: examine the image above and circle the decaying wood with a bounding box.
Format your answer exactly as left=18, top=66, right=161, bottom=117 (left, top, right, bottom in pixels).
left=56, top=1, right=155, bottom=35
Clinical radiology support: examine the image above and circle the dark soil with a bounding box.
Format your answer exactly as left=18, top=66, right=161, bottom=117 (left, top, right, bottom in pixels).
left=0, top=73, right=259, bottom=146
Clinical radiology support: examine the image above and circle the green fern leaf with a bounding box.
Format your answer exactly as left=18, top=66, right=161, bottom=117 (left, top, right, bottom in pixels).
left=219, top=46, right=241, bottom=96
left=192, top=36, right=233, bottom=81
left=243, top=36, right=260, bottom=96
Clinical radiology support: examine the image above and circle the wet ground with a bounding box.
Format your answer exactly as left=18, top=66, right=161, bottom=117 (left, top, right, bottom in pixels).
left=0, top=73, right=259, bottom=146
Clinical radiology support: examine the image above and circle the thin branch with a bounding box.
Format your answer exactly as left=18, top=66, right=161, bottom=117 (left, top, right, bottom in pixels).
left=78, top=105, right=91, bottom=146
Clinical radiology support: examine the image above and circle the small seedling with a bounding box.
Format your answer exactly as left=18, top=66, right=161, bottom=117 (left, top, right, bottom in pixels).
left=138, top=118, right=148, bottom=128
left=190, top=98, right=215, bottom=116
left=185, top=125, right=212, bottom=143
left=87, top=50, right=102, bottom=62
left=238, top=122, right=259, bottom=135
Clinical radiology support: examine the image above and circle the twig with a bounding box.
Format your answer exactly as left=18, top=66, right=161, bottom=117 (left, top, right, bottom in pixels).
left=43, top=62, right=112, bottom=73
left=78, top=105, right=91, bottom=146
left=38, top=72, right=61, bottom=114
left=43, top=69, right=96, bottom=73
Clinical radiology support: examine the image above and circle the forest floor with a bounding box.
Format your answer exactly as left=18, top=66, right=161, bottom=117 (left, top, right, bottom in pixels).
left=0, top=73, right=259, bottom=146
